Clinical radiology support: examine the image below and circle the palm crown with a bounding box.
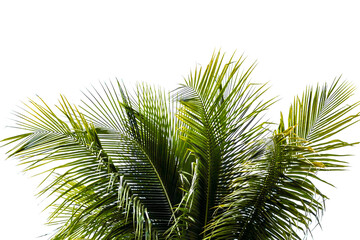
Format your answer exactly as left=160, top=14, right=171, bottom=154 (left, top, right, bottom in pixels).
left=3, top=52, right=359, bottom=240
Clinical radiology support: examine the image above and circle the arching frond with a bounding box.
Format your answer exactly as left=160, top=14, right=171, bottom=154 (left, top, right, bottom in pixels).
left=3, top=96, right=138, bottom=239
left=81, top=82, right=190, bottom=237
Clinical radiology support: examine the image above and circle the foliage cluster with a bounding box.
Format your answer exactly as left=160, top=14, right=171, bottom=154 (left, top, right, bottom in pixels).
left=3, top=52, right=359, bottom=239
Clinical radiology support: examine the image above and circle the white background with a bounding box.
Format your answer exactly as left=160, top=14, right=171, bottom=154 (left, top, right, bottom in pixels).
left=0, top=1, right=359, bottom=239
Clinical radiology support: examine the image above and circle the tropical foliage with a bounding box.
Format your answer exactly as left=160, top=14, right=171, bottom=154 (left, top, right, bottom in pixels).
left=2, top=52, right=359, bottom=239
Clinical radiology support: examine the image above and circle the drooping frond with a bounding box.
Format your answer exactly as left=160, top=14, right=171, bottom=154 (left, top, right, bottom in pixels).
left=3, top=96, right=139, bottom=239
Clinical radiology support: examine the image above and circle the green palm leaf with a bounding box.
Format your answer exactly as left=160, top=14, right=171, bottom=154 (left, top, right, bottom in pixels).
left=81, top=81, right=190, bottom=238
left=171, top=52, right=274, bottom=238
left=3, top=96, right=134, bottom=239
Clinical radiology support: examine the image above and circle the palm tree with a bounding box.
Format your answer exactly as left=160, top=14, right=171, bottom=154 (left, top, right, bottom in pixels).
left=3, top=52, right=359, bottom=240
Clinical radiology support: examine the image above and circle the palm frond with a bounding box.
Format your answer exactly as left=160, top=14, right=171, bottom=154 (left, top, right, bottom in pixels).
left=206, top=127, right=323, bottom=240
left=287, top=78, right=360, bottom=170
left=172, top=51, right=274, bottom=238
left=81, top=81, right=190, bottom=237
left=3, top=95, right=159, bottom=239
left=205, top=78, right=360, bottom=240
